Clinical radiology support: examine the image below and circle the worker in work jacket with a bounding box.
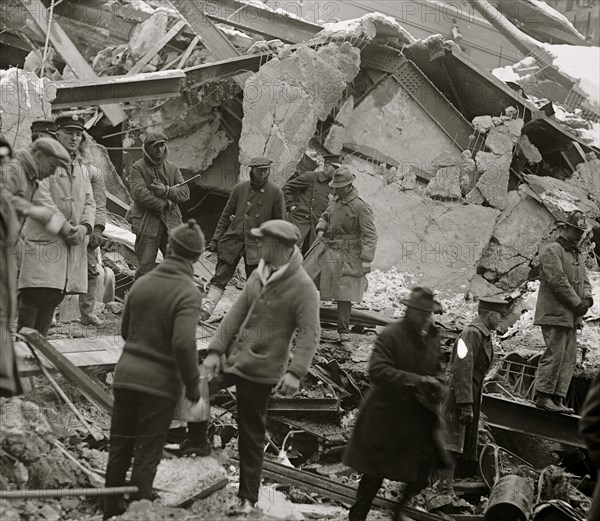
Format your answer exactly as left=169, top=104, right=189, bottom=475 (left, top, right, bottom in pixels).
left=533, top=210, right=593, bottom=412
left=442, top=296, right=508, bottom=496
left=282, top=154, right=340, bottom=254
left=128, top=131, right=189, bottom=277
left=305, top=165, right=377, bottom=343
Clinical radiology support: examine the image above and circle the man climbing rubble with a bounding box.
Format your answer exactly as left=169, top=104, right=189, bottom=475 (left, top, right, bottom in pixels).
left=282, top=154, right=340, bottom=254
left=53, top=115, right=107, bottom=327
left=128, top=131, right=190, bottom=277
left=344, top=287, right=449, bottom=521
left=199, top=157, right=285, bottom=321
left=442, top=296, right=509, bottom=496
left=182, top=220, right=319, bottom=516
left=534, top=210, right=593, bottom=412
left=303, top=165, right=377, bottom=343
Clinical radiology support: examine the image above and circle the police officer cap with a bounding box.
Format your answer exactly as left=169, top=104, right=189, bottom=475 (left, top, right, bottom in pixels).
left=31, top=120, right=57, bottom=134
left=31, top=137, right=71, bottom=167
left=248, top=157, right=272, bottom=168
left=329, top=166, right=356, bottom=188
left=250, top=219, right=300, bottom=246
left=478, top=295, right=509, bottom=313
left=55, top=114, right=85, bottom=131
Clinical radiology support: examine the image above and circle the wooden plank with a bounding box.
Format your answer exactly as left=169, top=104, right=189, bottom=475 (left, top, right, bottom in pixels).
left=178, top=35, right=201, bottom=68
left=18, top=0, right=126, bottom=126
left=127, top=19, right=187, bottom=76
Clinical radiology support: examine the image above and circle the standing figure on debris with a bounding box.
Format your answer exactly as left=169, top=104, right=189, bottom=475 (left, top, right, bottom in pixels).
left=17, top=116, right=96, bottom=337
left=442, top=296, right=509, bottom=496
left=200, top=157, right=285, bottom=321
left=30, top=120, right=57, bottom=142
left=52, top=116, right=108, bottom=327
left=103, top=219, right=205, bottom=521
left=129, top=131, right=190, bottom=277
left=534, top=210, right=593, bottom=412
left=580, top=371, right=600, bottom=520
left=344, top=287, right=448, bottom=521
left=283, top=154, right=340, bottom=254
left=304, top=166, right=377, bottom=343
left=183, top=220, right=319, bottom=515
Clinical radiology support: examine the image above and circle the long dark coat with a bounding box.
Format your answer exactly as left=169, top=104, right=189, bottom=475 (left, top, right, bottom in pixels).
left=344, top=318, right=449, bottom=483
left=443, top=317, right=493, bottom=461
left=580, top=371, right=600, bottom=520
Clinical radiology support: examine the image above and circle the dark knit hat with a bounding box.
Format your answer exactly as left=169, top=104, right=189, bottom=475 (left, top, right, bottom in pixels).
left=144, top=130, right=168, bottom=146
left=169, top=219, right=205, bottom=260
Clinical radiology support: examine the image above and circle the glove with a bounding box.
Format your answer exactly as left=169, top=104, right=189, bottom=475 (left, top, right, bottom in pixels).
left=362, top=262, right=372, bottom=275
left=25, top=205, right=55, bottom=225
left=458, top=404, right=473, bottom=425
left=185, top=381, right=200, bottom=403
left=150, top=181, right=168, bottom=198
left=419, top=375, right=442, bottom=396
left=64, top=225, right=87, bottom=245
left=207, top=242, right=217, bottom=253
left=583, top=297, right=594, bottom=308
left=88, top=226, right=104, bottom=249
left=574, top=302, right=589, bottom=317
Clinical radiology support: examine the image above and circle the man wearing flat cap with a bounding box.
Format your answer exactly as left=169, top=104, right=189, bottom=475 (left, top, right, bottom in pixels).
left=128, top=131, right=190, bottom=277
left=304, top=165, right=377, bottom=343
left=533, top=210, right=593, bottom=412
left=442, top=295, right=509, bottom=496
left=31, top=120, right=57, bottom=142
left=182, top=219, right=319, bottom=515
left=200, top=157, right=285, bottom=321
left=345, top=287, right=449, bottom=521
left=282, top=154, right=340, bottom=254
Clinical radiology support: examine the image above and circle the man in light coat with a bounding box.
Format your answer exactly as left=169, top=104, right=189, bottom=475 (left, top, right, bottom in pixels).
left=200, top=157, right=285, bottom=321
left=534, top=210, right=593, bottom=412
left=18, top=116, right=96, bottom=337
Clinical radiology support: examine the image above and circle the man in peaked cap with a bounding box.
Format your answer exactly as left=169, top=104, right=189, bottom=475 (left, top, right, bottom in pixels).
left=200, top=157, right=285, bottom=321
left=182, top=219, right=319, bottom=515
left=31, top=120, right=57, bottom=142
left=533, top=210, right=593, bottom=412
left=303, top=165, right=377, bottom=343
left=442, top=295, right=509, bottom=497
left=283, top=154, right=341, bottom=254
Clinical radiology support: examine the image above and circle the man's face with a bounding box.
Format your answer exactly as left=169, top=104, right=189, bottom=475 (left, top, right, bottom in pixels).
left=250, top=166, right=270, bottom=184
left=55, top=127, right=83, bottom=153
left=486, top=310, right=503, bottom=331
left=147, top=141, right=167, bottom=157
left=406, top=307, right=433, bottom=330
left=259, top=236, right=291, bottom=264
left=334, top=184, right=352, bottom=198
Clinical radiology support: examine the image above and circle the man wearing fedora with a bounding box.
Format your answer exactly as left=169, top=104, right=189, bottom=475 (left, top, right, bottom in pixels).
left=344, top=287, right=449, bottom=521
left=186, top=220, right=319, bottom=515
left=442, top=295, right=509, bottom=496
left=200, top=157, right=285, bottom=321
left=129, top=131, right=190, bottom=277
left=283, top=154, right=341, bottom=254
left=307, top=165, right=377, bottom=343
left=534, top=210, right=593, bottom=412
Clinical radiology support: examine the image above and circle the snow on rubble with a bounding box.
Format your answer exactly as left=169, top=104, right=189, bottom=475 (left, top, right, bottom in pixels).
left=318, top=12, right=415, bottom=44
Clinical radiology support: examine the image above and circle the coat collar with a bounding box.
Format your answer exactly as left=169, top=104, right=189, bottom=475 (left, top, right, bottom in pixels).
left=151, top=254, right=195, bottom=279
left=255, top=246, right=302, bottom=286
left=334, top=186, right=359, bottom=204
left=470, top=317, right=491, bottom=337
left=556, top=235, right=580, bottom=254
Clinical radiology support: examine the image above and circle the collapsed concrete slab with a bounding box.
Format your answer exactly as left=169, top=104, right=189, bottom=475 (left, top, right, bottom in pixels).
left=83, top=140, right=131, bottom=204
left=324, top=96, right=355, bottom=154
left=426, top=165, right=462, bottom=199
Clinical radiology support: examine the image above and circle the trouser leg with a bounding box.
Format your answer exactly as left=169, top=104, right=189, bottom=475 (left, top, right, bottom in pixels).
left=35, top=289, right=64, bottom=336
left=348, top=474, right=384, bottom=521
left=243, top=257, right=257, bottom=279
left=536, top=325, right=570, bottom=396
left=135, top=235, right=160, bottom=278
left=17, top=288, right=39, bottom=331
left=104, top=389, right=139, bottom=520
left=235, top=376, right=273, bottom=503
left=210, top=256, right=240, bottom=290
left=129, top=392, right=176, bottom=500
left=557, top=327, right=577, bottom=398
left=79, top=246, right=99, bottom=319
left=337, top=300, right=351, bottom=334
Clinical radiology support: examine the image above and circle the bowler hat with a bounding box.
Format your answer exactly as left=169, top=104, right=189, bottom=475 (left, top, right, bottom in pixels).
left=478, top=295, right=509, bottom=313
left=250, top=219, right=301, bottom=246
left=248, top=157, right=273, bottom=168
left=556, top=210, right=586, bottom=233
left=144, top=130, right=168, bottom=146
left=31, top=120, right=57, bottom=135
left=31, top=137, right=71, bottom=167
left=329, top=166, right=356, bottom=188
left=169, top=219, right=205, bottom=260
left=401, top=286, right=443, bottom=313
left=55, top=114, right=85, bottom=131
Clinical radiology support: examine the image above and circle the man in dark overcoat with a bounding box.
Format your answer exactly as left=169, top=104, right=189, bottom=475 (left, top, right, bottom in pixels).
left=200, top=157, right=285, bottom=320
left=580, top=370, right=600, bottom=521
left=442, top=296, right=508, bottom=495
left=282, top=154, right=340, bottom=254
left=534, top=210, right=593, bottom=412
left=344, top=287, right=448, bottom=521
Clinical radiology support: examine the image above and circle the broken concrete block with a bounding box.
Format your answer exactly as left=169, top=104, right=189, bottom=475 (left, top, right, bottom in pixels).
left=574, top=157, right=600, bottom=201
left=84, top=140, right=131, bottom=205
left=517, top=134, right=542, bottom=164
left=426, top=166, right=462, bottom=199
left=476, top=160, right=511, bottom=209
left=504, top=118, right=524, bottom=139
left=466, top=187, right=485, bottom=204
left=129, top=11, right=168, bottom=59
left=324, top=96, right=355, bottom=154
left=472, top=115, right=494, bottom=133
left=432, top=151, right=459, bottom=169
left=486, top=125, right=515, bottom=155
left=505, top=106, right=518, bottom=117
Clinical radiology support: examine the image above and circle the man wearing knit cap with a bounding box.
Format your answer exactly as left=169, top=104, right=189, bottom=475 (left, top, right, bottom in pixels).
left=182, top=219, right=319, bottom=516
left=304, top=165, right=377, bottom=343
left=31, top=120, right=57, bottom=142
left=104, top=219, right=204, bottom=521
left=533, top=210, right=593, bottom=412
left=442, top=295, right=509, bottom=497
left=128, top=131, right=190, bottom=277
left=200, top=157, right=285, bottom=321
left=283, top=154, right=340, bottom=254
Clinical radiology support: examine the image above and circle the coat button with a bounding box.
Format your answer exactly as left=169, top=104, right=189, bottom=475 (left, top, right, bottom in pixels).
left=255, top=214, right=259, bottom=218
left=260, top=189, right=265, bottom=193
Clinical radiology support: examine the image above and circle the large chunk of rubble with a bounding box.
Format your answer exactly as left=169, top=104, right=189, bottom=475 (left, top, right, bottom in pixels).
left=317, top=12, right=415, bottom=44
left=324, top=96, right=354, bottom=154
left=82, top=137, right=131, bottom=204
left=128, top=10, right=169, bottom=60
left=239, top=42, right=361, bottom=184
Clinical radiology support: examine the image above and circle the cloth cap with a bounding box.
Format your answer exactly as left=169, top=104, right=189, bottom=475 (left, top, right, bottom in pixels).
left=31, top=137, right=71, bottom=167
left=144, top=130, right=168, bottom=146
left=250, top=219, right=301, bottom=246
left=31, top=120, right=57, bottom=134
left=323, top=154, right=342, bottom=164
left=248, top=157, right=273, bottom=168
left=401, top=286, right=443, bottom=314
left=556, top=210, right=586, bottom=233
left=55, top=114, right=85, bottom=131
left=329, top=166, right=356, bottom=188
left=169, top=219, right=205, bottom=260
left=478, top=295, right=509, bottom=313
